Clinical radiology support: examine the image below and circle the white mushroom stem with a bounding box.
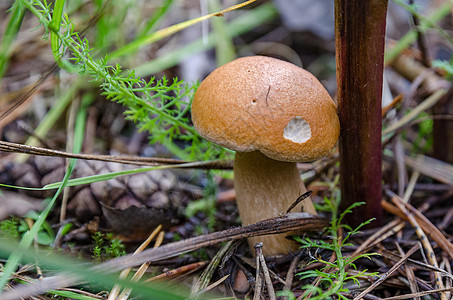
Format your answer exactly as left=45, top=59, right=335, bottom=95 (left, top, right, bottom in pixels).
left=234, top=151, right=317, bottom=256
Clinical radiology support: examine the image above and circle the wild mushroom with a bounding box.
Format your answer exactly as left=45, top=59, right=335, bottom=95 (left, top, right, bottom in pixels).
left=191, top=56, right=340, bottom=255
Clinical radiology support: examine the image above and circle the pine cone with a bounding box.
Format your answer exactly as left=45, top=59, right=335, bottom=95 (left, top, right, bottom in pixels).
left=0, top=156, right=190, bottom=239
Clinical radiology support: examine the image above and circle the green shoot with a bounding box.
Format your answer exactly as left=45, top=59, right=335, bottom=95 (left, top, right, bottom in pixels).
left=293, top=195, right=379, bottom=299
left=0, top=75, right=88, bottom=290
left=92, top=232, right=126, bottom=261
left=0, top=1, right=26, bottom=81
left=432, top=58, right=453, bottom=80
left=0, top=217, right=20, bottom=239
left=20, top=0, right=225, bottom=160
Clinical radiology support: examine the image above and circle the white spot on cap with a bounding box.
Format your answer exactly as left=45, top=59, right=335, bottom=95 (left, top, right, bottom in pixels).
left=283, top=116, right=311, bottom=143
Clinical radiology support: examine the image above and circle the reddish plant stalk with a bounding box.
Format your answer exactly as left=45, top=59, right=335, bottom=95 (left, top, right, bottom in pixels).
left=335, top=0, right=388, bottom=226
left=432, top=91, right=453, bottom=163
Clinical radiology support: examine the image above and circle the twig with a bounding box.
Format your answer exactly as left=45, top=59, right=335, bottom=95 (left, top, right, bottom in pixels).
left=395, top=243, right=419, bottom=300
left=383, top=89, right=447, bottom=135
left=441, top=255, right=452, bottom=300
left=387, top=191, right=447, bottom=300
left=190, top=241, right=234, bottom=297
left=234, top=254, right=285, bottom=286
left=255, top=243, right=275, bottom=300
left=402, top=171, right=419, bottom=203
left=1, top=214, right=327, bottom=300
left=381, top=287, right=453, bottom=300
left=382, top=195, right=453, bottom=260
left=351, top=219, right=405, bottom=258
left=382, top=94, right=403, bottom=117
left=145, top=261, right=207, bottom=282
left=0, top=140, right=233, bottom=169
left=353, top=244, right=420, bottom=300
left=378, top=248, right=453, bottom=280
left=117, top=231, right=165, bottom=300
left=108, top=225, right=162, bottom=300
left=286, top=191, right=313, bottom=213
left=194, top=274, right=230, bottom=297
left=283, top=252, right=302, bottom=292
left=253, top=249, right=263, bottom=300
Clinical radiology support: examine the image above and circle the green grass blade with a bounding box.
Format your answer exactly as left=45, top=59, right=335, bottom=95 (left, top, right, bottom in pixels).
left=135, top=3, right=277, bottom=76
left=110, top=0, right=256, bottom=58
left=209, top=0, right=236, bottom=65
left=0, top=239, right=188, bottom=299
left=0, top=183, right=43, bottom=191
left=47, top=290, right=99, bottom=300
left=50, top=0, right=66, bottom=63
left=384, top=1, right=451, bottom=65
left=15, top=80, right=80, bottom=163
left=0, top=89, right=88, bottom=291
left=0, top=1, right=26, bottom=81
left=137, top=0, right=175, bottom=37
left=42, top=160, right=217, bottom=190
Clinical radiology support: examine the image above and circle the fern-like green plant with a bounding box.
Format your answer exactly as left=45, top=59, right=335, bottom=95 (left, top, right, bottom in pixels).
left=21, top=0, right=226, bottom=160
left=292, top=195, right=379, bottom=300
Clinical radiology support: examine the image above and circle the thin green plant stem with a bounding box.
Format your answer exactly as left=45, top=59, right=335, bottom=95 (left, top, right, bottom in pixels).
left=298, top=198, right=377, bottom=299
left=47, top=290, right=99, bottom=300
left=21, top=0, right=197, bottom=134
left=109, top=0, right=256, bottom=58
left=20, top=0, right=250, bottom=160
left=0, top=239, right=188, bottom=300
left=394, top=0, right=453, bottom=46
left=0, top=88, right=88, bottom=291
left=382, top=89, right=447, bottom=136
left=384, top=1, right=451, bottom=65
left=0, top=1, right=26, bottom=81
left=50, top=0, right=65, bottom=63
left=137, top=0, right=175, bottom=38
left=209, top=0, right=236, bottom=65
left=42, top=160, right=222, bottom=190
left=134, top=3, right=277, bottom=77
left=15, top=80, right=81, bottom=163
left=93, top=0, right=108, bottom=49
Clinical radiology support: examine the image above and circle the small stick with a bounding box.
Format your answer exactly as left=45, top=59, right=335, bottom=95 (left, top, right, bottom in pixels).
left=193, top=274, right=230, bottom=297
left=351, top=219, right=405, bottom=258
left=395, top=243, right=419, bottom=299
left=442, top=255, right=452, bottom=300
left=283, top=252, right=302, bottom=292
left=190, top=240, right=234, bottom=297
left=117, top=231, right=165, bottom=300
left=286, top=191, right=313, bottom=213
left=440, top=253, right=453, bottom=299
left=380, top=287, right=453, bottom=300
left=253, top=245, right=263, bottom=300
left=0, top=140, right=232, bottom=169
left=388, top=192, right=447, bottom=300
left=382, top=196, right=453, bottom=260
left=236, top=256, right=285, bottom=285
left=353, top=244, right=420, bottom=300
left=378, top=248, right=453, bottom=280
left=255, top=243, right=276, bottom=300
left=145, top=261, right=207, bottom=282
left=108, top=225, right=162, bottom=300
left=1, top=214, right=327, bottom=300
left=382, top=94, right=403, bottom=117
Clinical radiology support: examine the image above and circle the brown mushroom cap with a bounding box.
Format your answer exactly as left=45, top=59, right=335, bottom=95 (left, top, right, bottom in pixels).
left=191, top=56, right=340, bottom=162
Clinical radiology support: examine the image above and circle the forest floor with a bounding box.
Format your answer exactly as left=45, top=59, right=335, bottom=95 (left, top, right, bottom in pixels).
left=0, top=0, right=452, bottom=299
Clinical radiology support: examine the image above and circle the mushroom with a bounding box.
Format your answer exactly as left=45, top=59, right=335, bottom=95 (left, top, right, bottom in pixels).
left=191, top=56, right=340, bottom=255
